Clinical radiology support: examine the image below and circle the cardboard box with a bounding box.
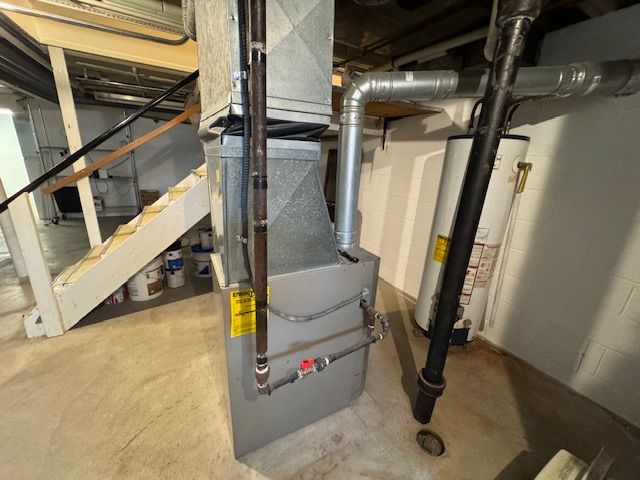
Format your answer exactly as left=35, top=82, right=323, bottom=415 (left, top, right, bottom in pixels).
left=140, top=189, right=160, bottom=206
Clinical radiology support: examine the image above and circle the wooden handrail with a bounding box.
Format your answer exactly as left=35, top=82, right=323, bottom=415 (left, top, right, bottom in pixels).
left=43, top=102, right=201, bottom=195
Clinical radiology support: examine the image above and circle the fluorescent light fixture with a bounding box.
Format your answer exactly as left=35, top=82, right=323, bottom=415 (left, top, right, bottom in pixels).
left=0, top=108, right=14, bottom=116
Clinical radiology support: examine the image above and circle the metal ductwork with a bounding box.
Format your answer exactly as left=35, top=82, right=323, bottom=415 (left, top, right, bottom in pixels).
left=181, top=0, right=196, bottom=40
left=334, top=60, right=640, bottom=249
left=0, top=2, right=188, bottom=45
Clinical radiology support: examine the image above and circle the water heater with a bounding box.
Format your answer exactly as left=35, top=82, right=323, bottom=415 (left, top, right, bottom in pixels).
left=415, top=134, right=530, bottom=343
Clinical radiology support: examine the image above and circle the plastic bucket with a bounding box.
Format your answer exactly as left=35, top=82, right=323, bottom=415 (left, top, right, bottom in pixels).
left=104, top=285, right=127, bottom=305
left=166, top=267, right=186, bottom=288
left=198, top=228, right=213, bottom=251
left=191, top=245, right=212, bottom=278
left=164, top=241, right=184, bottom=271
left=127, top=256, right=164, bottom=301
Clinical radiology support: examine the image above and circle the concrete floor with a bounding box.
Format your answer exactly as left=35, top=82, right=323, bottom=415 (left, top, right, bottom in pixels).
left=1, top=219, right=640, bottom=479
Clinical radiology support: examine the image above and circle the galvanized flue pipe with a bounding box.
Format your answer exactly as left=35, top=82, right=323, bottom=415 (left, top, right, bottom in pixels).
left=334, top=61, right=640, bottom=249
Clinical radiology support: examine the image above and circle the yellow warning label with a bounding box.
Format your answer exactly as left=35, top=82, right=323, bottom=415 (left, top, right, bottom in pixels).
left=433, top=235, right=450, bottom=263
left=229, top=287, right=269, bottom=338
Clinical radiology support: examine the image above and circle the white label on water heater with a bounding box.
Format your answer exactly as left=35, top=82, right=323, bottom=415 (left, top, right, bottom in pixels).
left=475, top=244, right=501, bottom=287
left=461, top=265, right=478, bottom=305
left=459, top=228, right=492, bottom=304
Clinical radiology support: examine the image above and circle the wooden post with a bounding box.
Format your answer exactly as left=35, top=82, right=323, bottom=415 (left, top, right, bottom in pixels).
left=0, top=178, right=28, bottom=279
left=9, top=193, right=64, bottom=337
left=48, top=46, right=102, bottom=247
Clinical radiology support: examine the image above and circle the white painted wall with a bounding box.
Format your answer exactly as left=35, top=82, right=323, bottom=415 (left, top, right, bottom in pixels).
left=355, top=100, right=474, bottom=298
left=12, top=98, right=203, bottom=220
left=356, top=4, right=640, bottom=426
left=483, top=4, right=640, bottom=427
left=0, top=112, right=30, bottom=197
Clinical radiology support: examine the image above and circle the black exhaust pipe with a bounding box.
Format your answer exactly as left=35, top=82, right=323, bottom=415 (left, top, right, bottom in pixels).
left=412, top=0, right=542, bottom=424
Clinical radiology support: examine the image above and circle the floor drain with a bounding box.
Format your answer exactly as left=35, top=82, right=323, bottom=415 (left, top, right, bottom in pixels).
left=416, top=429, right=445, bottom=457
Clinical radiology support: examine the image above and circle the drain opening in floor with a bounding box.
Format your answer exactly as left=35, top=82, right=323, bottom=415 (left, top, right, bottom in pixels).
left=416, top=429, right=445, bottom=457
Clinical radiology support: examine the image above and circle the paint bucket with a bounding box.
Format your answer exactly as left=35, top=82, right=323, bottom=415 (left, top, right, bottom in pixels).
left=198, top=228, right=213, bottom=251
left=104, top=285, right=126, bottom=305
left=164, top=241, right=184, bottom=271
left=126, top=256, right=164, bottom=301
left=166, top=267, right=186, bottom=288
left=191, top=245, right=213, bottom=278
left=164, top=241, right=185, bottom=288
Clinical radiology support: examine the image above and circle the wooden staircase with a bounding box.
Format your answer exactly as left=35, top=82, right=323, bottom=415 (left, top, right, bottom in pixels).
left=24, top=164, right=210, bottom=338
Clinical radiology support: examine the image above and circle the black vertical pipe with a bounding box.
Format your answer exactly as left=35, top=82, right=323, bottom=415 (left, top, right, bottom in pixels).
left=250, top=0, right=270, bottom=394
left=413, top=0, right=541, bottom=424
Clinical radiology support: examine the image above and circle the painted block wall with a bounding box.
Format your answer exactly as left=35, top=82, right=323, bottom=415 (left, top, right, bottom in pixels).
left=353, top=4, right=640, bottom=426
left=483, top=4, right=640, bottom=426
left=354, top=100, right=475, bottom=298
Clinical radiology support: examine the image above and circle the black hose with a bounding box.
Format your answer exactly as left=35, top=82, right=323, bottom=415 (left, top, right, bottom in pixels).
left=0, top=69, right=199, bottom=214
left=237, top=0, right=253, bottom=285
left=467, top=98, right=483, bottom=134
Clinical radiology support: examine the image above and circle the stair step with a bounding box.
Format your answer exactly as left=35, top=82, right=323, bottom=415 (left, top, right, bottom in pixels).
left=192, top=164, right=207, bottom=177
left=169, top=186, right=190, bottom=201
left=137, top=205, right=167, bottom=227
left=103, top=224, right=137, bottom=254
left=53, top=265, right=75, bottom=289
left=66, top=245, right=105, bottom=283
left=50, top=170, right=210, bottom=335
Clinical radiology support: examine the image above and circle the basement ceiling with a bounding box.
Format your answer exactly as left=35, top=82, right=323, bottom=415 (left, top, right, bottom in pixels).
left=333, top=0, right=640, bottom=71
left=0, top=0, right=639, bottom=112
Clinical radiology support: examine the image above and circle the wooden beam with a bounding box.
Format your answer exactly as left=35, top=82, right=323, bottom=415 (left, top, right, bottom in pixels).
left=331, top=91, right=441, bottom=118
left=9, top=193, right=64, bottom=337
left=49, top=46, right=102, bottom=247
left=43, top=103, right=201, bottom=195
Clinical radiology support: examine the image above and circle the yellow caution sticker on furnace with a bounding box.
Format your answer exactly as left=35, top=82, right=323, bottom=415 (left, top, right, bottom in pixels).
left=433, top=235, right=450, bottom=263
left=229, top=287, right=269, bottom=338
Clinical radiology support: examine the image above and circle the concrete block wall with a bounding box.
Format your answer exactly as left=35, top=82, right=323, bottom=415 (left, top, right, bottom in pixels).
left=355, top=100, right=474, bottom=298
left=483, top=4, right=640, bottom=426
left=352, top=4, right=640, bottom=426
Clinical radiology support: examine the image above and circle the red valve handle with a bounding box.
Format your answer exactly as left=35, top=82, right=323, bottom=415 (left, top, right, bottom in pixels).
left=299, top=358, right=315, bottom=370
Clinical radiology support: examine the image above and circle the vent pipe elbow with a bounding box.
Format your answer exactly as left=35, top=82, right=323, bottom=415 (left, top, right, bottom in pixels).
left=334, top=60, right=640, bottom=249
left=335, top=70, right=459, bottom=248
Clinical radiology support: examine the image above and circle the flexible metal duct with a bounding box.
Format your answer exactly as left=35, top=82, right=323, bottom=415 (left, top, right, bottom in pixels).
left=334, top=60, right=640, bottom=248
left=181, top=0, right=196, bottom=40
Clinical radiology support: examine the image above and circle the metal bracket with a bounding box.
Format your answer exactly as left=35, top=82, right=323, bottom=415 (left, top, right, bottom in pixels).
left=233, top=70, right=248, bottom=81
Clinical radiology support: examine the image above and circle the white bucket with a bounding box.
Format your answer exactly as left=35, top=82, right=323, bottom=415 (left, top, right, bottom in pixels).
left=198, top=228, right=213, bottom=251
left=166, top=267, right=186, bottom=288
left=127, top=256, right=164, bottom=301
left=104, top=285, right=126, bottom=305
left=191, top=245, right=212, bottom=278
left=164, top=242, right=185, bottom=288
left=164, top=242, right=184, bottom=271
